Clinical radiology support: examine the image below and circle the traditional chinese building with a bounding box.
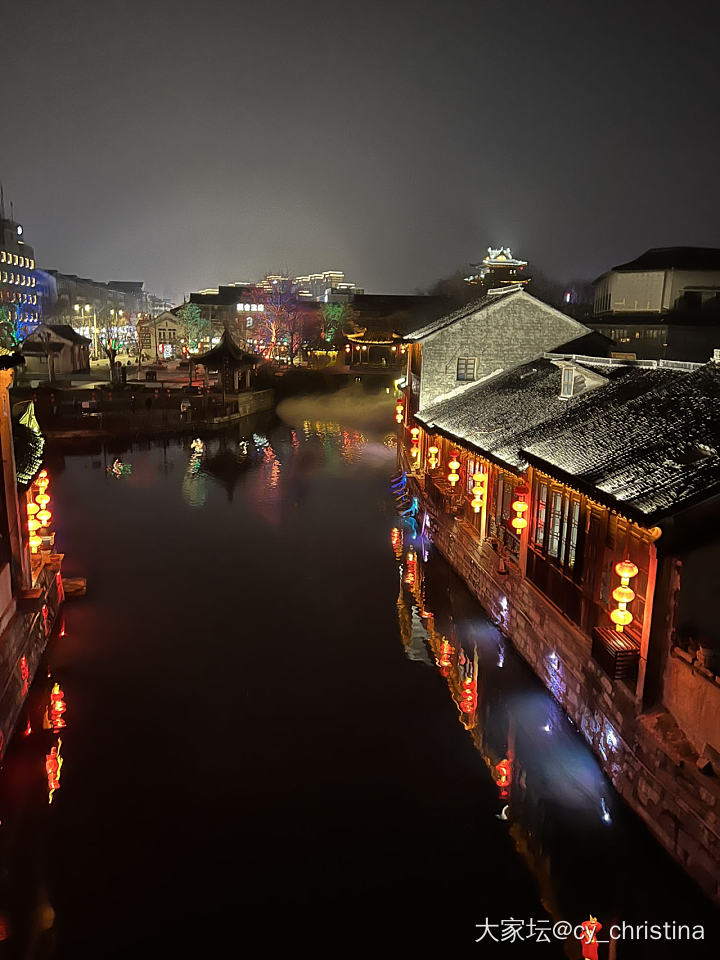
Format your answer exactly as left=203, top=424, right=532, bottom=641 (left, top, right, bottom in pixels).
left=0, top=357, right=64, bottom=759
left=465, top=247, right=530, bottom=289
left=399, top=289, right=720, bottom=900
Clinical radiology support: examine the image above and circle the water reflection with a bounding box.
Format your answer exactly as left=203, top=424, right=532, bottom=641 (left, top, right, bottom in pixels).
left=393, top=518, right=719, bottom=951
left=0, top=414, right=716, bottom=955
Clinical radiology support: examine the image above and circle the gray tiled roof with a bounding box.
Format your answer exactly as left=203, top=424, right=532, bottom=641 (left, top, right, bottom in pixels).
left=523, top=362, right=720, bottom=522
left=403, top=287, right=520, bottom=342
left=416, top=354, right=718, bottom=523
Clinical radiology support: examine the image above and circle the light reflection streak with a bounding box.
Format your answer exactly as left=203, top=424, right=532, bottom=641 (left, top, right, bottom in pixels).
left=392, top=532, right=619, bottom=927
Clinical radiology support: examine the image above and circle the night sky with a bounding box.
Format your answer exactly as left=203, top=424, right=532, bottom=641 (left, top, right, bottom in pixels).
left=4, top=0, right=720, bottom=302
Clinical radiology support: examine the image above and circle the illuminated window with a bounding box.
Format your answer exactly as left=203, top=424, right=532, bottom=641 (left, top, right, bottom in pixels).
left=457, top=357, right=476, bottom=381
left=547, top=491, right=563, bottom=557
left=567, top=500, right=580, bottom=569
left=251, top=303, right=257, bottom=311
left=257, top=304, right=264, bottom=312
left=533, top=482, right=547, bottom=546
left=12, top=254, right=18, bottom=265
left=0, top=252, right=5, bottom=262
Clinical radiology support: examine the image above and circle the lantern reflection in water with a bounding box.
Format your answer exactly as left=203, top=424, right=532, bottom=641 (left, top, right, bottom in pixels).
left=46, top=741, right=63, bottom=804
left=496, top=757, right=512, bottom=799
left=391, top=527, right=403, bottom=559
left=403, top=550, right=417, bottom=586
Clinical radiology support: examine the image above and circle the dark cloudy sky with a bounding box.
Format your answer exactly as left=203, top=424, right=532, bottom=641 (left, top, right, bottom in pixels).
left=4, top=0, right=720, bottom=302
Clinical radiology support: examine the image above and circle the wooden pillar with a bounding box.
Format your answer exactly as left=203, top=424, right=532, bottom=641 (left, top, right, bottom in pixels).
left=518, top=467, right=532, bottom=578
left=636, top=537, right=659, bottom=704
left=0, top=371, right=31, bottom=590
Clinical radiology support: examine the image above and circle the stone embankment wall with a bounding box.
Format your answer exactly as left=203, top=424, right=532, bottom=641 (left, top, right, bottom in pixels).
left=0, top=560, right=63, bottom=759
left=421, top=491, right=720, bottom=902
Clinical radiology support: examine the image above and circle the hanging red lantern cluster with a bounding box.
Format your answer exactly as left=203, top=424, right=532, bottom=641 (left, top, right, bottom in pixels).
left=395, top=400, right=404, bottom=424
left=448, top=452, right=461, bottom=486
left=511, top=485, right=529, bottom=532
left=49, top=682, right=67, bottom=732
left=460, top=676, right=477, bottom=714
left=28, top=469, right=52, bottom=554
left=471, top=470, right=487, bottom=513
left=610, top=559, right=639, bottom=632
left=427, top=444, right=439, bottom=470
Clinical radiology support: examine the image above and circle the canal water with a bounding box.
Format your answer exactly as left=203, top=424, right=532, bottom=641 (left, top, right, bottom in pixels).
left=0, top=403, right=717, bottom=957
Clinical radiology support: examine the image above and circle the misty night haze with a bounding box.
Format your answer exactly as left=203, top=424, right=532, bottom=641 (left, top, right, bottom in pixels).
left=1, top=1, right=720, bottom=957
left=2, top=0, right=720, bottom=298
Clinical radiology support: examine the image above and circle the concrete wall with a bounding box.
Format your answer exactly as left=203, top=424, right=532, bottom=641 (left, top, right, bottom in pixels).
left=595, top=268, right=720, bottom=315
left=418, top=486, right=720, bottom=901
left=0, top=562, right=62, bottom=758
left=598, top=271, right=665, bottom=314
left=419, top=292, right=589, bottom=410
left=664, top=650, right=720, bottom=757
left=667, top=270, right=720, bottom=308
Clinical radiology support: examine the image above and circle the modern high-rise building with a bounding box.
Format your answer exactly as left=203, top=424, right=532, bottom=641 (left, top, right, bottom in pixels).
left=0, top=202, right=40, bottom=337
left=256, top=270, right=362, bottom=302
left=292, top=270, right=361, bottom=301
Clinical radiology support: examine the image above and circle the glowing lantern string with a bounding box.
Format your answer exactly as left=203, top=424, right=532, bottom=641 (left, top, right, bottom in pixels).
left=511, top=486, right=529, bottom=531
left=395, top=401, right=403, bottom=424
left=471, top=471, right=487, bottom=513
left=427, top=445, right=439, bottom=470
left=610, top=559, right=639, bottom=632
left=448, top=452, right=460, bottom=487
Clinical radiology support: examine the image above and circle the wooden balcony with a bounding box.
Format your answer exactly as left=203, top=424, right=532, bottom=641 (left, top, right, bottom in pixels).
left=592, top=626, right=640, bottom=681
